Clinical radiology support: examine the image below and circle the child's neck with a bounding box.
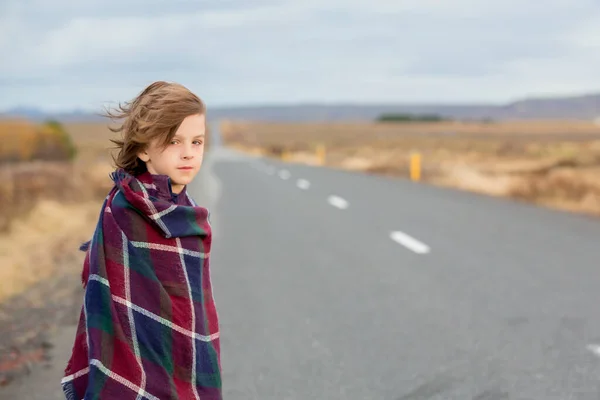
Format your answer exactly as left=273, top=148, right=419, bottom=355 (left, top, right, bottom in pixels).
left=172, top=184, right=185, bottom=194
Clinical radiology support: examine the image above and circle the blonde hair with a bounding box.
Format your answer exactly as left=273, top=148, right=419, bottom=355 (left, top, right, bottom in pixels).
left=105, top=81, right=206, bottom=175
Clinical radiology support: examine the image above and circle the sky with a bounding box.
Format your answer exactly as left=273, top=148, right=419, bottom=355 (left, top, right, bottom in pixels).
left=2, top=0, right=600, bottom=112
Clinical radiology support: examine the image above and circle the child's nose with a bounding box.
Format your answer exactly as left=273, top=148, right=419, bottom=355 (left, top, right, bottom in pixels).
left=182, top=145, right=194, bottom=159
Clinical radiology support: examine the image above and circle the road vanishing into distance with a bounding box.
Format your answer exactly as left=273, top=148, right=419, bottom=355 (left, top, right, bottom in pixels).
left=3, top=122, right=600, bottom=399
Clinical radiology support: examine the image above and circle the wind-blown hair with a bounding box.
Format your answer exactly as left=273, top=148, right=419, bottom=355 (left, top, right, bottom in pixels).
left=104, top=81, right=206, bottom=175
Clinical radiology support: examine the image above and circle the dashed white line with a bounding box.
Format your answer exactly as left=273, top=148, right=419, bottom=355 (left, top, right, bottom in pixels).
left=266, top=172, right=429, bottom=255
left=587, top=344, right=600, bottom=357
left=390, top=231, right=430, bottom=254
left=278, top=169, right=291, bottom=180
left=297, top=179, right=310, bottom=189
left=327, top=195, right=349, bottom=210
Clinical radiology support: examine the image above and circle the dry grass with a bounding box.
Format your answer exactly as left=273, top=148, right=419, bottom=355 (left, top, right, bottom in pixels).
left=0, top=121, right=116, bottom=303
left=221, top=120, right=600, bottom=217
left=0, top=199, right=101, bottom=302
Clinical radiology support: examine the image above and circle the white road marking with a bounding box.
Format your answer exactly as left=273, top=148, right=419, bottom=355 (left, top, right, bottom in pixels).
left=390, top=231, right=430, bottom=254
left=587, top=344, right=600, bottom=357
left=327, top=195, right=349, bottom=209
left=297, top=179, right=310, bottom=189
left=279, top=170, right=291, bottom=180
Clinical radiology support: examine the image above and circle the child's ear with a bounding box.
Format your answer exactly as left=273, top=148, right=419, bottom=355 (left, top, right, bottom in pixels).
left=138, top=149, right=150, bottom=162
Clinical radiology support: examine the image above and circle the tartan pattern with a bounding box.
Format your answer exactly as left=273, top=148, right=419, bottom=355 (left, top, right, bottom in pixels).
left=62, top=169, right=221, bottom=399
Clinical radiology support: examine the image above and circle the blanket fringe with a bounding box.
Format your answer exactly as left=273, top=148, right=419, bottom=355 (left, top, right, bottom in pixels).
left=61, top=380, right=77, bottom=400
left=79, top=240, right=91, bottom=252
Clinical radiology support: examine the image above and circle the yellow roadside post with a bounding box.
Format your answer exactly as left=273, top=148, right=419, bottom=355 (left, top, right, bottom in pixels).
left=410, top=152, right=421, bottom=182
left=316, top=143, right=326, bottom=166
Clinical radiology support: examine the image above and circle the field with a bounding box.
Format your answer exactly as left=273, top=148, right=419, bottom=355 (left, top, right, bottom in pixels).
left=220, top=120, right=600, bottom=216
left=0, top=120, right=116, bottom=303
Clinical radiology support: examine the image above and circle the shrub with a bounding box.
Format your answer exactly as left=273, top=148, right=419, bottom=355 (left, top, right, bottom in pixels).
left=376, top=113, right=448, bottom=122
left=0, top=119, right=77, bottom=163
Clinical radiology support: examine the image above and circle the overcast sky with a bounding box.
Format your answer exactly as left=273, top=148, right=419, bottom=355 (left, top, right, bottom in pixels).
left=2, top=0, right=600, bottom=111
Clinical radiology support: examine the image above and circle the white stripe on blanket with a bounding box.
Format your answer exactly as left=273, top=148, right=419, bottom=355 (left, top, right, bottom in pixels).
left=112, top=295, right=220, bottom=342
left=130, top=241, right=208, bottom=258
left=123, top=231, right=147, bottom=400
left=137, top=184, right=172, bottom=237
left=176, top=236, right=201, bottom=400
left=149, top=204, right=177, bottom=221
left=89, top=274, right=110, bottom=286
left=91, top=359, right=160, bottom=400
left=88, top=274, right=219, bottom=342
left=61, top=366, right=90, bottom=384
left=60, top=359, right=160, bottom=400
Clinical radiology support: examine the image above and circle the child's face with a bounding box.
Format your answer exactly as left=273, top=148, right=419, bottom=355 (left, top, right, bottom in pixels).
left=138, top=113, right=206, bottom=194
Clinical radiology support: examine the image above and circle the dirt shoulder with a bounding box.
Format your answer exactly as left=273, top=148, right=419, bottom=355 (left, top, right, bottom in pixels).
left=0, top=162, right=113, bottom=390
left=0, top=199, right=101, bottom=389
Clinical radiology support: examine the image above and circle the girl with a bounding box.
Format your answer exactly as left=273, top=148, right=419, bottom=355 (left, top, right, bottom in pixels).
left=61, top=81, right=222, bottom=399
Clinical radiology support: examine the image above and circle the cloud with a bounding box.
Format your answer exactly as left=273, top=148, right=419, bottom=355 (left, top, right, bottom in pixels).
left=1, top=0, right=600, bottom=110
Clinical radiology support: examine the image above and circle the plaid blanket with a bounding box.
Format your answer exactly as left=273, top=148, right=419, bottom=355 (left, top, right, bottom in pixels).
left=61, top=168, right=221, bottom=399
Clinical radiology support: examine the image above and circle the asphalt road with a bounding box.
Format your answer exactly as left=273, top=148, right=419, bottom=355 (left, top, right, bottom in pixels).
left=4, top=124, right=600, bottom=399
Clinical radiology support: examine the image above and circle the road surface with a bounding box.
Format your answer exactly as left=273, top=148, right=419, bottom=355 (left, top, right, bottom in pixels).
left=3, top=123, right=600, bottom=399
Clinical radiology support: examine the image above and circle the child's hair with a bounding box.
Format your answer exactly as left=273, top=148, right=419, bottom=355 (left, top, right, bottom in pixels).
left=105, top=81, right=206, bottom=175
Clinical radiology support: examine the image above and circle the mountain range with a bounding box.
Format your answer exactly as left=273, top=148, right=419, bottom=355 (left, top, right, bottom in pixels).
left=2, top=92, right=600, bottom=123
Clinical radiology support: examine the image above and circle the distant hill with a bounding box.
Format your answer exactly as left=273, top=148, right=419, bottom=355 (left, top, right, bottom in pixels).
left=497, top=93, right=600, bottom=120
left=2, top=92, right=600, bottom=123
left=0, top=107, right=106, bottom=122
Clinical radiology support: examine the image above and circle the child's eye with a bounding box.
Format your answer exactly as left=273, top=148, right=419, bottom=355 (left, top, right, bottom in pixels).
left=193, top=140, right=203, bottom=145
left=170, top=140, right=179, bottom=145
